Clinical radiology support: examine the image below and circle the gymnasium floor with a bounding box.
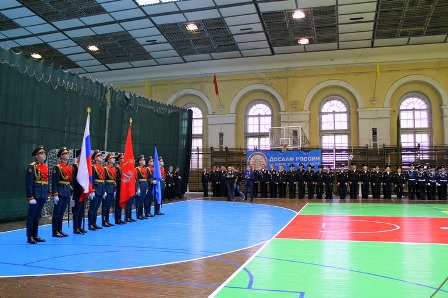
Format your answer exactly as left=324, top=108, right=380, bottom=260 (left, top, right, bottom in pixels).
left=1, top=196, right=447, bottom=297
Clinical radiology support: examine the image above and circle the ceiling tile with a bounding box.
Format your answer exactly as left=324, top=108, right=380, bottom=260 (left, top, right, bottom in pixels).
left=144, top=43, right=174, bottom=52
left=2, top=27, right=30, bottom=38
left=91, top=24, right=123, bottom=34
left=121, top=19, right=154, bottom=31
left=374, top=38, right=408, bottom=47
left=57, top=46, right=85, bottom=55
left=409, top=35, right=446, bottom=45
left=128, top=27, right=161, bottom=38
left=0, top=0, right=21, bottom=10
left=305, top=43, right=337, bottom=51
left=150, top=49, right=179, bottom=58
left=228, top=24, right=264, bottom=35
left=0, top=40, right=18, bottom=48
left=100, top=0, right=138, bottom=12
left=219, top=5, right=257, bottom=17
left=224, top=14, right=260, bottom=26
left=14, top=36, right=41, bottom=46
left=233, top=32, right=266, bottom=43
left=338, top=2, right=376, bottom=14
left=52, top=19, right=85, bottom=29
left=211, top=51, right=241, bottom=59
left=141, top=2, right=180, bottom=15
left=258, top=0, right=296, bottom=12
left=65, top=28, right=96, bottom=38
left=184, top=10, right=220, bottom=22
left=76, top=59, right=102, bottom=67
left=106, top=62, right=133, bottom=69
left=130, top=60, right=158, bottom=67
left=155, top=56, right=184, bottom=64
left=339, top=31, right=373, bottom=42
left=13, top=15, right=45, bottom=27
left=215, top=0, right=252, bottom=5
left=82, top=65, right=109, bottom=72
left=81, top=14, right=115, bottom=25
left=152, top=14, right=187, bottom=25
left=237, top=40, right=269, bottom=50
left=49, top=39, right=78, bottom=49
left=339, top=22, right=374, bottom=33
left=184, top=53, right=212, bottom=62
left=339, top=40, right=371, bottom=49
left=240, top=48, right=271, bottom=57
left=339, top=12, right=375, bottom=24
left=38, top=33, right=66, bottom=42
left=177, top=0, right=215, bottom=10
left=111, top=9, right=145, bottom=21
left=26, top=23, right=57, bottom=34
left=274, top=45, right=305, bottom=54
left=297, top=0, right=336, bottom=8
left=136, top=36, right=167, bottom=45
left=68, top=53, right=97, bottom=62
left=0, top=7, right=34, bottom=19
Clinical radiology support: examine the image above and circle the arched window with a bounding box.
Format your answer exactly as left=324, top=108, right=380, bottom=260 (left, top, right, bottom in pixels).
left=319, top=97, right=350, bottom=149
left=399, top=95, right=431, bottom=148
left=187, top=106, right=203, bottom=168
left=245, top=102, right=272, bottom=150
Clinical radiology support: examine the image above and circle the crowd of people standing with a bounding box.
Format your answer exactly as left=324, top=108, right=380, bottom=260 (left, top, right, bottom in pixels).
left=201, top=163, right=448, bottom=202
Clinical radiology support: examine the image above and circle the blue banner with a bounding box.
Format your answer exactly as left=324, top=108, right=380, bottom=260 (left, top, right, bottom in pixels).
left=246, top=150, right=322, bottom=171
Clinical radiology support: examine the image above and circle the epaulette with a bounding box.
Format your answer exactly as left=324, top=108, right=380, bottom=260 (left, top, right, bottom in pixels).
left=29, top=162, right=36, bottom=166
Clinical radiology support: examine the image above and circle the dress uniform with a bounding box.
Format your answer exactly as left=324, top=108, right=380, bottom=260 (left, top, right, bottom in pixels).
left=426, top=165, right=437, bottom=200
left=88, top=150, right=105, bottom=230
left=51, top=147, right=73, bottom=237
left=348, top=163, right=359, bottom=199
left=304, top=164, right=315, bottom=199
left=25, top=146, right=51, bottom=244
left=226, top=166, right=236, bottom=201
left=220, top=166, right=227, bottom=197
left=416, top=165, right=427, bottom=200
left=114, top=153, right=126, bottom=224
left=102, top=154, right=117, bottom=226
left=259, top=165, right=268, bottom=198
left=135, top=155, right=148, bottom=219
left=287, top=164, right=297, bottom=199
left=382, top=165, right=393, bottom=200
left=296, top=164, right=306, bottom=199
left=146, top=156, right=162, bottom=216
left=371, top=165, right=382, bottom=199
left=165, top=166, right=176, bottom=200
left=72, top=149, right=88, bottom=234
left=393, top=166, right=405, bottom=200
left=210, top=166, right=219, bottom=197
left=174, top=166, right=183, bottom=199
left=268, top=164, right=277, bottom=198
left=405, top=163, right=417, bottom=200
left=359, top=164, right=370, bottom=199
left=277, top=165, right=287, bottom=198
left=337, top=165, right=348, bottom=199
left=314, top=166, right=325, bottom=199
left=244, top=165, right=255, bottom=203
left=437, top=165, right=447, bottom=200
left=201, top=168, right=209, bottom=197
left=323, top=166, right=334, bottom=200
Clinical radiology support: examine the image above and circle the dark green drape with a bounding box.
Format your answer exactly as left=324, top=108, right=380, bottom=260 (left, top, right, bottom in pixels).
left=0, top=48, right=191, bottom=222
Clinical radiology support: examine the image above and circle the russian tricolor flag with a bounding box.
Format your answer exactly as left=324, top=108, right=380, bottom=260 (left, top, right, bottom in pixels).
left=153, top=145, right=162, bottom=204
left=76, top=110, right=93, bottom=201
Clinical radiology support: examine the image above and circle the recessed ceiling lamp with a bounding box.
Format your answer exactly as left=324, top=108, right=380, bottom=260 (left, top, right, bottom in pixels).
left=186, top=23, right=198, bottom=31
left=31, top=53, right=42, bottom=59
left=292, top=10, right=305, bottom=19
left=87, top=45, right=99, bottom=51
left=136, top=0, right=179, bottom=5
left=298, top=38, right=309, bottom=45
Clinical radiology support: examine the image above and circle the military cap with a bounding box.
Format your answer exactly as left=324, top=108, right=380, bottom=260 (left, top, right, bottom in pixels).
left=362, top=163, right=368, bottom=167
left=397, top=165, right=402, bottom=170
left=146, top=156, right=153, bottom=163
left=409, top=163, right=415, bottom=167
left=92, top=150, right=102, bottom=159
left=374, top=165, right=380, bottom=168
left=417, top=165, right=424, bottom=169
left=116, top=153, right=124, bottom=160
left=57, top=147, right=69, bottom=157
left=307, top=164, right=312, bottom=167
left=384, top=164, right=390, bottom=169
left=32, top=145, right=45, bottom=156
left=105, top=153, right=115, bottom=162
left=299, top=163, right=304, bottom=167
left=318, top=165, right=323, bottom=168
left=289, top=164, right=295, bottom=168
left=440, top=165, right=446, bottom=169
left=351, top=163, right=357, bottom=166
left=429, top=165, right=435, bottom=169
left=159, top=156, right=163, bottom=161
left=137, top=155, right=145, bottom=162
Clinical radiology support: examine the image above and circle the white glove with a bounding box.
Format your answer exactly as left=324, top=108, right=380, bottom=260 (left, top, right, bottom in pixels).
left=145, top=189, right=148, bottom=194
left=70, top=199, right=75, bottom=208
left=152, top=180, right=157, bottom=185
left=136, top=189, right=141, bottom=196
left=114, top=191, right=117, bottom=198
left=103, top=192, right=107, bottom=199
left=53, top=195, right=59, bottom=205
left=88, top=192, right=95, bottom=200
left=29, top=199, right=37, bottom=205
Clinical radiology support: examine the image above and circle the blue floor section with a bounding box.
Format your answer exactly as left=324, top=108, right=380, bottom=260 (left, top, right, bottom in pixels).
left=0, top=200, right=295, bottom=277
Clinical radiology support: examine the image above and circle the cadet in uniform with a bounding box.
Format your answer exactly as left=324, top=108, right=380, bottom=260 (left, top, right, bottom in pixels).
left=323, top=165, right=334, bottom=200
left=88, top=150, right=105, bottom=230
left=72, top=149, right=88, bottom=234
left=26, top=146, right=50, bottom=244
left=244, top=165, right=255, bottom=203
left=277, top=165, right=287, bottom=198
left=416, top=165, right=427, bottom=200
left=114, top=153, right=126, bottom=225
left=259, top=164, right=268, bottom=198
left=359, top=163, right=370, bottom=199
left=287, top=164, right=297, bottom=199
left=305, top=164, right=315, bottom=199
left=201, top=167, right=209, bottom=197
left=146, top=156, right=160, bottom=216
left=103, top=154, right=116, bottom=226
left=220, top=166, right=227, bottom=197
left=268, top=164, right=277, bottom=198
left=371, top=165, right=382, bottom=199
left=405, top=163, right=417, bottom=200
left=226, top=166, right=236, bottom=201
left=51, top=147, right=72, bottom=237
left=427, top=165, right=437, bottom=200
left=382, top=165, right=393, bottom=200
left=394, top=165, right=405, bottom=200
left=314, top=165, right=325, bottom=199
left=437, top=165, right=447, bottom=200
left=210, top=166, right=219, bottom=197
left=296, top=163, right=306, bottom=199
left=348, top=163, right=359, bottom=199
left=337, top=165, right=349, bottom=200
left=135, top=155, right=148, bottom=219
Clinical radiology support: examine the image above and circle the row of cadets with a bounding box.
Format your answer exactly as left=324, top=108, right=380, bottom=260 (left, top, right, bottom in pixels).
left=416, top=164, right=447, bottom=200
left=25, top=146, right=51, bottom=244
left=51, top=147, right=73, bottom=237
left=268, top=164, right=278, bottom=198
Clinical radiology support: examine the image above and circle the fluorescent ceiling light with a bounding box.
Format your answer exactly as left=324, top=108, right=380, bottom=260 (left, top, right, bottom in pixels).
left=87, top=45, right=99, bottom=51
left=186, top=23, right=198, bottom=31
left=298, top=38, right=309, bottom=45
left=31, top=53, right=42, bottom=59
left=293, top=10, right=305, bottom=19
left=136, top=0, right=179, bottom=5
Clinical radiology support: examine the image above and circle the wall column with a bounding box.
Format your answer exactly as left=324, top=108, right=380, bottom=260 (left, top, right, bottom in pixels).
left=206, top=114, right=237, bottom=148
left=442, top=106, right=448, bottom=144
left=357, top=108, right=391, bottom=147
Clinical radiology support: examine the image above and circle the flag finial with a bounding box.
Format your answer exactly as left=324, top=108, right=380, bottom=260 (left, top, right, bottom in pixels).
left=154, top=142, right=157, bottom=147
left=87, top=107, right=91, bottom=114
left=130, top=118, right=132, bottom=125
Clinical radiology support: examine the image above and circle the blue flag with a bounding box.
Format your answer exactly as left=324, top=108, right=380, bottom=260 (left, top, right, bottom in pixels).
left=153, top=146, right=162, bottom=204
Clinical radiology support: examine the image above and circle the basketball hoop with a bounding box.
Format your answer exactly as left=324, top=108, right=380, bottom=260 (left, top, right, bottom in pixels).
left=280, top=143, right=288, bottom=152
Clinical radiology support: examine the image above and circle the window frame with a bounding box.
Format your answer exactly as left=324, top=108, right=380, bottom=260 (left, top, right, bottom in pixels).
left=319, top=96, right=350, bottom=149
left=245, top=100, right=273, bottom=150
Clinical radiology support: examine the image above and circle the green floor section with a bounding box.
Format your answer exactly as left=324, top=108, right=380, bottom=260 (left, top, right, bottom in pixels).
left=215, top=239, right=448, bottom=297
left=301, top=203, right=448, bottom=218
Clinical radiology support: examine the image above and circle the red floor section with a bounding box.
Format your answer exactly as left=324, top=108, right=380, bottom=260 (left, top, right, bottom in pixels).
left=277, top=215, right=448, bottom=244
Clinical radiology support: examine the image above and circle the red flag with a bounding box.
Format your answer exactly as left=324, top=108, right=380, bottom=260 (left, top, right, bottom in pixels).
left=213, top=74, right=219, bottom=96
left=119, top=124, right=136, bottom=208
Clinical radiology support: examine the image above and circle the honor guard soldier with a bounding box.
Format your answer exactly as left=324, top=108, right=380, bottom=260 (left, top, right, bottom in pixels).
left=416, top=165, right=427, bottom=200
left=315, top=165, right=325, bottom=199
left=125, top=157, right=137, bottom=223
left=258, top=164, right=268, bottom=198
left=135, top=155, right=148, bottom=219
left=146, top=156, right=161, bottom=216
left=337, top=165, right=349, bottom=200
left=427, top=165, right=437, bottom=200
left=159, top=157, right=167, bottom=200
left=201, top=168, right=209, bottom=197
left=103, top=154, right=117, bottom=227
left=296, top=163, right=306, bottom=199
left=348, top=163, right=359, bottom=199
left=88, top=150, right=105, bottom=230
left=114, top=154, right=126, bottom=224
left=359, top=163, right=370, bottom=199
left=382, top=165, right=393, bottom=200
left=277, top=165, right=287, bottom=198
left=71, top=149, right=88, bottom=234
left=51, top=147, right=73, bottom=237
left=268, top=164, right=277, bottom=198
left=437, top=165, right=447, bottom=200
left=323, top=166, right=334, bottom=200
left=305, top=164, right=315, bottom=199
left=394, top=166, right=405, bottom=200
left=26, top=146, right=51, bottom=244
left=405, top=163, right=417, bottom=200
left=287, top=164, right=297, bottom=199
left=371, top=165, right=382, bottom=199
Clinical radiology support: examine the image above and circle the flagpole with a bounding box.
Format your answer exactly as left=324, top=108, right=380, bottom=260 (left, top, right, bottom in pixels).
left=82, top=107, right=91, bottom=235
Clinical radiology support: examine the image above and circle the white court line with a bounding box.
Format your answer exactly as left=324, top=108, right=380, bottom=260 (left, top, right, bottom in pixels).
left=441, top=227, right=448, bottom=230
left=322, top=223, right=326, bottom=229
left=320, top=219, right=400, bottom=234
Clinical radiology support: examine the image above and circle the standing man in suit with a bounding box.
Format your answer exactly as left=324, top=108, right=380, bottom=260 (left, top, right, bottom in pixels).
left=244, top=165, right=255, bottom=203
left=201, top=168, right=209, bottom=197
left=25, top=146, right=51, bottom=244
